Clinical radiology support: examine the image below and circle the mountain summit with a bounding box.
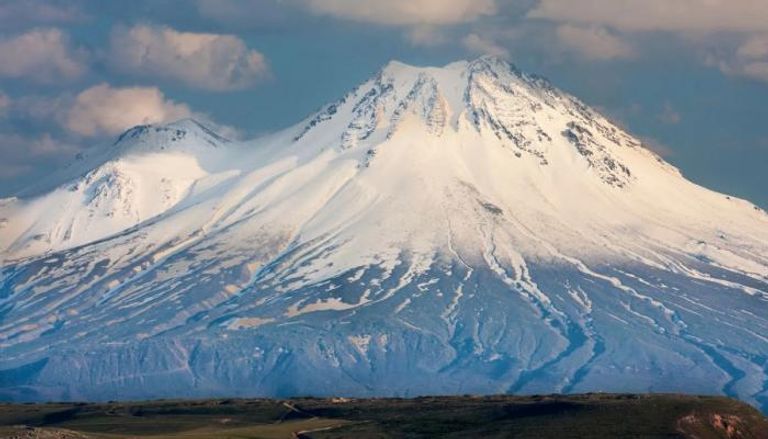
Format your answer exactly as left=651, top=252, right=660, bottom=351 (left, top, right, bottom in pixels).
left=1, top=58, right=767, bottom=411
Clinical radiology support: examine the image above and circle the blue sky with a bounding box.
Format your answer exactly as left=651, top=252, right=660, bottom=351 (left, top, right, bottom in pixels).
left=0, top=0, right=766, bottom=208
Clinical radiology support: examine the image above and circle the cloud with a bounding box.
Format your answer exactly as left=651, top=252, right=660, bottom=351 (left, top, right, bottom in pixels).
left=109, top=24, right=269, bottom=91
left=0, top=28, right=87, bottom=83
left=303, top=0, right=496, bottom=26
left=529, top=2, right=768, bottom=72
left=737, top=35, right=768, bottom=60
left=196, top=0, right=291, bottom=28
left=529, top=0, right=768, bottom=34
left=0, top=132, right=76, bottom=157
left=715, top=34, right=768, bottom=82
left=0, top=83, right=239, bottom=194
left=657, top=102, right=682, bottom=125
left=302, top=0, right=497, bottom=51
left=737, top=62, right=768, bottom=81
left=0, top=91, right=9, bottom=116
left=0, top=132, right=79, bottom=181
left=556, top=25, right=633, bottom=60
left=63, top=84, right=193, bottom=137
left=0, top=0, right=86, bottom=28
left=406, top=26, right=446, bottom=47
left=462, top=33, right=509, bottom=58
left=9, top=84, right=239, bottom=142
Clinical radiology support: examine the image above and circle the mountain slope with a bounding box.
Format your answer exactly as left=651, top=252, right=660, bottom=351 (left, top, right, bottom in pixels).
left=1, top=57, right=767, bottom=412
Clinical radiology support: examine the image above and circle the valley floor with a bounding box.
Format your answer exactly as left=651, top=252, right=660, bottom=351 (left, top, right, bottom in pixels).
left=1, top=394, right=767, bottom=438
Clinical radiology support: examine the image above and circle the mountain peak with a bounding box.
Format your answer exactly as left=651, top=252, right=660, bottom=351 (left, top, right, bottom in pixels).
left=295, top=56, right=642, bottom=188
left=114, top=118, right=230, bottom=153
left=377, top=57, right=518, bottom=87
left=381, top=56, right=511, bottom=73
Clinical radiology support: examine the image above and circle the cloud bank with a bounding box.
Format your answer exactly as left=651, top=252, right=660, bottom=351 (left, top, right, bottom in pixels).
left=556, top=25, right=633, bottom=60
left=64, top=84, right=192, bottom=137
left=722, top=35, right=768, bottom=82
left=0, top=0, right=85, bottom=28
left=0, top=91, right=9, bottom=116
left=529, top=0, right=768, bottom=33
left=530, top=1, right=768, bottom=80
left=462, top=33, right=510, bottom=58
left=109, top=24, right=269, bottom=91
left=303, top=0, right=496, bottom=26
left=0, top=28, right=87, bottom=83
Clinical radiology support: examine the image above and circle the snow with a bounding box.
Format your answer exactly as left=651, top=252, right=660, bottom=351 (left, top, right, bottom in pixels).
left=224, top=317, right=274, bottom=330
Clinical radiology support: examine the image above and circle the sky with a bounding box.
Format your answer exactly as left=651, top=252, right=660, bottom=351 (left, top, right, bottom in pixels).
left=0, top=0, right=766, bottom=208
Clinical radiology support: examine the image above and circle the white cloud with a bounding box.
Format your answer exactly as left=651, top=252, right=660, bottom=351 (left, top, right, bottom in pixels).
left=556, top=25, right=633, bottom=60
left=737, top=62, right=768, bottom=81
left=0, top=0, right=85, bottom=27
left=462, top=33, right=509, bottom=58
left=527, top=1, right=768, bottom=79
left=529, top=0, right=768, bottom=34
left=737, top=35, right=768, bottom=59
left=64, top=84, right=192, bottom=137
left=657, top=102, right=682, bottom=125
left=0, top=91, right=9, bottom=116
left=304, top=0, right=496, bottom=26
left=0, top=83, right=239, bottom=188
left=0, top=28, right=87, bottom=83
left=109, top=24, right=269, bottom=91
left=406, top=26, right=446, bottom=47
left=196, top=0, right=288, bottom=27
left=716, top=35, right=768, bottom=82
left=0, top=132, right=78, bottom=180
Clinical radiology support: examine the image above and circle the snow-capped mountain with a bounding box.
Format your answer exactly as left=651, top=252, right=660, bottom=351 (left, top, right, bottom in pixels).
left=2, top=57, right=767, bottom=411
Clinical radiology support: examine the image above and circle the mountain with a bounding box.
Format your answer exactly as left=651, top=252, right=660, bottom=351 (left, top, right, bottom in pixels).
left=1, top=57, right=767, bottom=411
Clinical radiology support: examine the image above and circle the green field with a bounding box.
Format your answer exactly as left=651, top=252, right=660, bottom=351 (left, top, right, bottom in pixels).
left=1, top=394, right=766, bottom=438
